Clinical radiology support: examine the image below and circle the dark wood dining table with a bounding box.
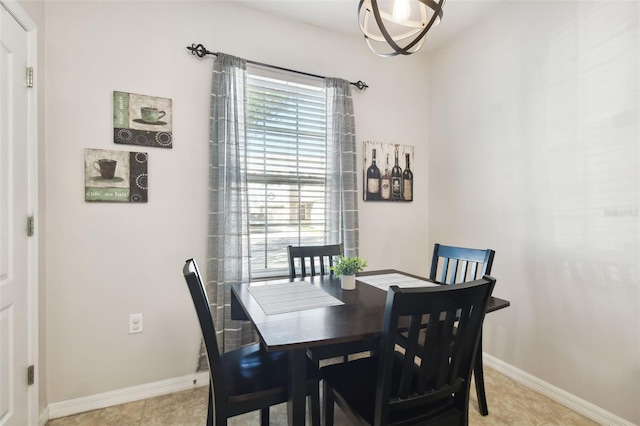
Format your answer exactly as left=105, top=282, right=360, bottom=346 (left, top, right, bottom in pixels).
left=230, top=269, right=510, bottom=426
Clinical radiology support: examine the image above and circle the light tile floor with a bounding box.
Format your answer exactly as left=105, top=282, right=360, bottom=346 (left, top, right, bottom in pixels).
left=46, top=366, right=599, bottom=425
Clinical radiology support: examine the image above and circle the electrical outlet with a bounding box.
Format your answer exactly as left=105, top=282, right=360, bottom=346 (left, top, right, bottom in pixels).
left=129, top=313, right=143, bottom=334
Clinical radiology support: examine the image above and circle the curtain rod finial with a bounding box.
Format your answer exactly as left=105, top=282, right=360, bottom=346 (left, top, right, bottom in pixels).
left=187, top=43, right=209, bottom=58
left=354, top=81, right=368, bottom=91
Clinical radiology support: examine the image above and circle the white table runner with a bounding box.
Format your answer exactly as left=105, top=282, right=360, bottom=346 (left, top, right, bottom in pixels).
left=357, top=273, right=439, bottom=291
left=247, top=281, right=344, bottom=315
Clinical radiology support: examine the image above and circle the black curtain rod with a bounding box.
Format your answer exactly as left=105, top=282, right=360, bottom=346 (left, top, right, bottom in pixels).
left=187, top=43, right=368, bottom=91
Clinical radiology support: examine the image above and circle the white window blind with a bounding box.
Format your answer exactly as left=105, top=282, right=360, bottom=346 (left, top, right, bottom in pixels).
left=246, top=69, right=327, bottom=277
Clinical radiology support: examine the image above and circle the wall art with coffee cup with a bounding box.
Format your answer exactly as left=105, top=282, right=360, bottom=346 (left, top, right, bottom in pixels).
left=113, top=91, right=172, bottom=148
left=84, top=148, right=148, bottom=202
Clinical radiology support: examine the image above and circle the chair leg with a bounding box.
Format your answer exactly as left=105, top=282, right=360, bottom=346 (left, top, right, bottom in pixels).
left=308, top=384, right=321, bottom=426
left=207, top=382, right=217, bottom=426
left=475, top=336, right=489, bottom=416
left=323, top=380, right=335, bottom=426
left=260, top=407, right=269, bottom=426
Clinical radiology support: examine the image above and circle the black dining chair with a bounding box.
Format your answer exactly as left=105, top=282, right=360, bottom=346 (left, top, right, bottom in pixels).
left=287, top=243, right=343, bottom=278
left=287, top=243, right=375, bottom=365
left=429, top=243, right=495, bottom=416
left=182, top=259, right=321, bottom=426
left=321, top=277, right=496, bottom=426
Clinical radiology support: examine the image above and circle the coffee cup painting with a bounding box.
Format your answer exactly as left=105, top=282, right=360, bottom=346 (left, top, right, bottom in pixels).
left=113, top=91, right=173, bottom=148
left=84, top=148, right=148, bottom=203
left=140, top=107, right=166, bottom=123
left=94, top=159, right=118, bottom=179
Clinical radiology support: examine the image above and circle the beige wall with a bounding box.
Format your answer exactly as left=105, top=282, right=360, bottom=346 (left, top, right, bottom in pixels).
left=42, top=1, right=430, bottom=403
left=428, top=1, right=639, bottom=423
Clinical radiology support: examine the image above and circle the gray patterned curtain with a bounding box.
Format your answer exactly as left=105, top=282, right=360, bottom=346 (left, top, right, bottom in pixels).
left=199, top=53, right=255, bottom=369
left=198, top=71, right=359, bottom=369
left=325, top=78, right=360, bottom=257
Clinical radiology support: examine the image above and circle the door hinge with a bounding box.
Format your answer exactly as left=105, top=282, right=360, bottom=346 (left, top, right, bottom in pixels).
left=27, top=365, right=35, bottom=385
left=27, top=215, right=34, bottom=236
left=26, top=67, right=34, bottom=88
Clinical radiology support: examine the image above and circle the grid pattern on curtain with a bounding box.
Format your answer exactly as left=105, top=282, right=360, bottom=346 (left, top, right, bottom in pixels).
left=202, top=53, right=255, bottom=368
left=325, top=78, right=359, bottom=257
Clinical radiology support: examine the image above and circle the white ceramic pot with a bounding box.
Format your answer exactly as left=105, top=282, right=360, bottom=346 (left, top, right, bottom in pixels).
left=341, top=274, right=356, bottom=290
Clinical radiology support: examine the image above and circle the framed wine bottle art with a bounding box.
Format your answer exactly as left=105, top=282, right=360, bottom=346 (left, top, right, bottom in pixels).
left=363, top=141, right=414, bottom=202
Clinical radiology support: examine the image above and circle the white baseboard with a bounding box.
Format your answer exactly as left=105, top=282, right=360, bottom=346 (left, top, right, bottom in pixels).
left=46, top=372, right=209, bottom=420
left=38, top=407, right=49, bottom=426
left=483, top=353, right=634, bottom=426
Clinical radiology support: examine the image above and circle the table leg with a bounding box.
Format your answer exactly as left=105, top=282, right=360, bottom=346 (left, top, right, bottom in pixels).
left=288, top=349, right=307, bottom=426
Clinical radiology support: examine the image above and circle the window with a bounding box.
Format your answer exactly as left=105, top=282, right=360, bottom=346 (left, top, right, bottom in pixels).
left=246, top=68, right=328, bottom=277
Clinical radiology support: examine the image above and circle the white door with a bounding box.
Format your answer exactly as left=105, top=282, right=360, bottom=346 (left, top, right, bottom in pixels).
left=0, top=4, right=30, bottom=425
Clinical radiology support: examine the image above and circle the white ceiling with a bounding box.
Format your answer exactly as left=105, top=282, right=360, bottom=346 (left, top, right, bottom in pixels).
left=234, top=0, right=506, bottom=52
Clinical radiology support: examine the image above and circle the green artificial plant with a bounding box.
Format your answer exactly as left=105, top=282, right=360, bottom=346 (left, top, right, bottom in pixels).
left=331, top=255, right=367, bottom=277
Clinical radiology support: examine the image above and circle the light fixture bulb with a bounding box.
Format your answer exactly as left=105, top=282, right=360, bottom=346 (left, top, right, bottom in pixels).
left=392, top=0, right=411, bottom=23
left=358, top=0, right=445, bottom=57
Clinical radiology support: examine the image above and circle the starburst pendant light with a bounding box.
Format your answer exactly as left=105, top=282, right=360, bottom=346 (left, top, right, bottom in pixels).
left=358, top=0, right=445, bottom=57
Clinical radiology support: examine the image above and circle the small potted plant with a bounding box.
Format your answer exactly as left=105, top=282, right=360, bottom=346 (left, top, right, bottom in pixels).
left=331, top=255, right=367, bottom=290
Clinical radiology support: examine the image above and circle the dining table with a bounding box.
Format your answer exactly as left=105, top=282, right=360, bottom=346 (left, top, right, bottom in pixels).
left=230, top=269, right=510, bottom=426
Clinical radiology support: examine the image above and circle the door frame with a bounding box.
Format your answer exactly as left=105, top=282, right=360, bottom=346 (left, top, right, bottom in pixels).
left=1, top=1, right=39, bottom=424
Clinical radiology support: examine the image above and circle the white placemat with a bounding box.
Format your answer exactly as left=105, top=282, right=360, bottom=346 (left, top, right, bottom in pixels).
left=357, top=273, right=439, bottom=291
left=247, top=281, right=344, bottom=315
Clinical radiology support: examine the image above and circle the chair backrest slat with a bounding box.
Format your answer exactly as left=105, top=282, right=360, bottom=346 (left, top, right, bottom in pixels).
left=287, top=244, right=343, bottom=279
left=374, top=277, right=496, bottom=425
